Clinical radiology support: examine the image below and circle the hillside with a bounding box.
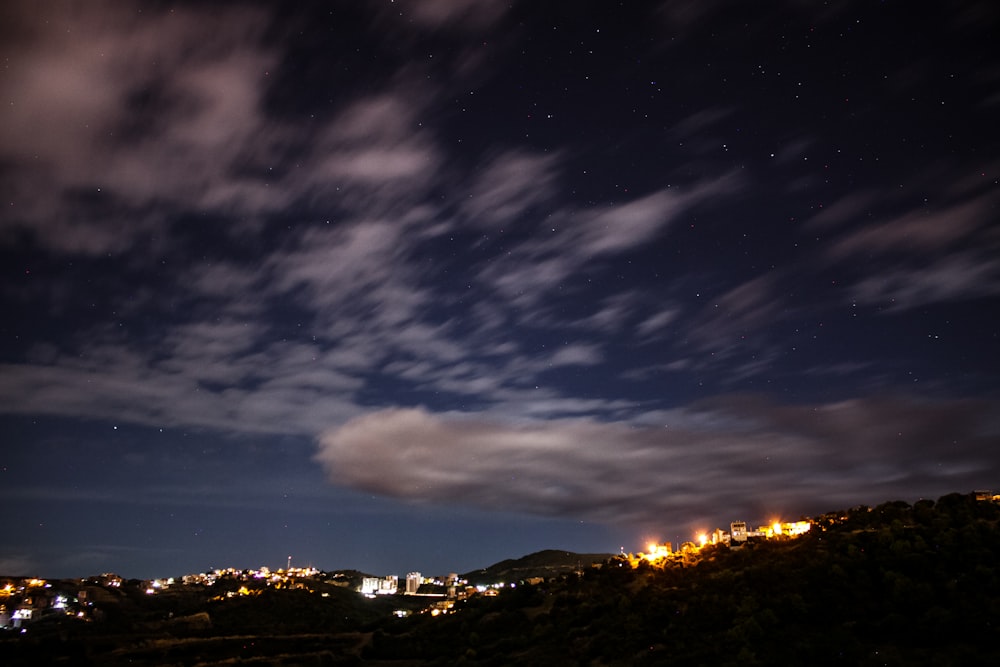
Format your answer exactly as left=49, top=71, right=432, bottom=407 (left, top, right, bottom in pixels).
left=2, top=492, right=999, bottom=665
left=369, top=492, right=1000, bottom=665
left=463, top=549, right=613, bottom=585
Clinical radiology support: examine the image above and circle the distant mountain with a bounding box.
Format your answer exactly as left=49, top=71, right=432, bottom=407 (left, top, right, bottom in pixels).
left=463, top=549, right=613, bottom=585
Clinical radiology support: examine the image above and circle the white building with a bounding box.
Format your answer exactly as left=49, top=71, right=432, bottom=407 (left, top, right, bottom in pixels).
left=730, top=521, right=748, bottom=543
left=405, top=572, right=422, bottom=595
left=360, top=575, right=398, bottom=596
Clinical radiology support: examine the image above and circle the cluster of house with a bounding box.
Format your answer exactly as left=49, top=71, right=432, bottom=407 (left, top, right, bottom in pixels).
left=635, top=519, right=813, bottom=564
left=359, top=571, right=469, bottom=597
left=0, top=564, right=342, bottom=631
left=0, top=564, right=497, bottom=631
left=173, top=564, right=321, bottom=590
left=359, top=571, right=507, bottom=617
left=8, top=493, right=999, bottom=631
left=0, top=573, right=123, bottom=630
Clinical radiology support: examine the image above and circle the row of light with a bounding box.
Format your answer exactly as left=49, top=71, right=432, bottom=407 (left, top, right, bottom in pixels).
left=646, top=520, right=812, bottom=556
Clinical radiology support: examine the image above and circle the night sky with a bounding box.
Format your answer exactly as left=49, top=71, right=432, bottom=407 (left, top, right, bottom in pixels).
left=2, top=1, right=999, bottom=579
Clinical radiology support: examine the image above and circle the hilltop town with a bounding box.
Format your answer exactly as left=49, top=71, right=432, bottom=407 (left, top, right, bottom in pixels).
left=0, top=510, right=826, bottom=631
left=2, top=491, right=999, bottom=665
left=5, top=491, right=1000, bottom=631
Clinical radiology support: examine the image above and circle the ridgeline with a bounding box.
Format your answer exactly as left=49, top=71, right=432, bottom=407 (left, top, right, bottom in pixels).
left=2, top=492, right=998, bottom=665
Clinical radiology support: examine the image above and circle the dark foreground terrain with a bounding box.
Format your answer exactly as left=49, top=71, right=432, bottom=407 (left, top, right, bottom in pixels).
left=2, top=492, right=999, bottom=665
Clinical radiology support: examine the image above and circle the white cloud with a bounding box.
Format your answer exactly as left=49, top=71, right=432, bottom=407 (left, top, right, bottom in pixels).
left=667, top=107, right=734, bottom=139
left=0, top=3, right=284, bottom=253
left=804, top=191, right=878, bottom=231
left=636, top=308, right=679, bottom=338
left=573, top=293, right=638, bottom=334
left=316, top=398, right=1000, bottom=528
left=477, top=171, right=743, bottom=307
left=461, top=150, right=561, bottom=228
left=390, top=0, right=511, bottom=31
left=577, top=190, right=683, bottom=255
left=828, top=194, right=992, bottom=259
left=686, top=274, right=780, bottom=353
left=315, top=146, right=438, bottom=184
left=547, top=344, right=604, bottom=367
left=851, top=252, right=1000, bottom=310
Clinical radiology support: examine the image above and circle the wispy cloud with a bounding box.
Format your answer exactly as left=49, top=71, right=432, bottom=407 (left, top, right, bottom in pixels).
left=822, top=185, right=1000, bottom=310
left=0, top=3, right=284, bottom=254
left=828, top=195, right=991, bottom=259
left=805, top=191, right=879, bottom=231
left=686, top=274, right=781, bottom=356
left=478, top=171, right=743, bottom=307
left=851, top=252, right=1000, bottom=310
left=386, top=0, right=512, bottom=31
left=461, top=150, right=561, bottom=229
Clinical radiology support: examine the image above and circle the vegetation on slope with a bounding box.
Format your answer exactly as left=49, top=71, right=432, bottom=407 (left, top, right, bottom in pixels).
left=463, top=549, right=613, bottom=586
left=367, top=493, right=1000, bottom=665
left=2, top=492, right=998, bottom=665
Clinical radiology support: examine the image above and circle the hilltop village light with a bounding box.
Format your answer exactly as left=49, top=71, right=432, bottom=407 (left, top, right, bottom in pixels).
left=629, top=518, right=816, bottom=566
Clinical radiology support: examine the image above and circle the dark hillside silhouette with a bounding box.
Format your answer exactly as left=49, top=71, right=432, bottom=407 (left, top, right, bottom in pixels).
left=2, top=492, right=998, bottom=665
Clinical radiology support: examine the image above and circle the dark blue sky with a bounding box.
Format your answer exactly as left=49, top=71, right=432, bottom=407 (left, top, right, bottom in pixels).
left=2, top=0, right=998, bottom=579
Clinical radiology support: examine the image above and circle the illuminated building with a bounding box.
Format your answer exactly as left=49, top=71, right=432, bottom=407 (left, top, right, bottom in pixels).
left=730, top=521, right=748, bottom=543
left=642, top=542, right=672, bottom=561
left=11, top=610, right=28, bottom=628
left=781, top=520, right=811, bottom=536
left=360, top=575, right=398, bottom=596
left=763, top=520, right=812, bottom=538
left=405, top=572, right=422, bottom=595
